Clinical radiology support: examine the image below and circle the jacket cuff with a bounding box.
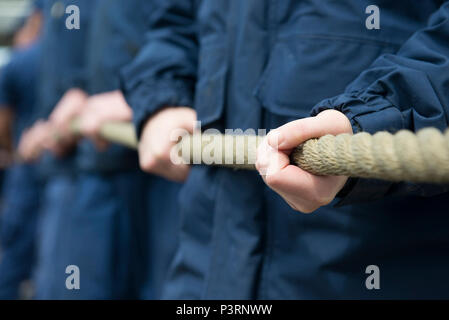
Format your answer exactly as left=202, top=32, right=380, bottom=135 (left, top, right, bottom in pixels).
left=311, top=92, right=406, bottom=205
left=122, top=78, right=194, bottom=139
left=311, top=92, right=405, bottom=134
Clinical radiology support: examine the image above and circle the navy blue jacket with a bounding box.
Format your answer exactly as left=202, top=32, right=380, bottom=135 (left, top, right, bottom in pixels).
left=122, top=0, right=198, bottom=136
left=36, top=0, right=98, bottom=177
left=123, top=0, right=449, bottom=299
left=76, top=0, right=155, bottom=172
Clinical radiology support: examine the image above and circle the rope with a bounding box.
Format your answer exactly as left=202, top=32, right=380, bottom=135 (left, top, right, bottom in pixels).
left=290, top=129, right=449, bottom=183
left=70, top=119, right=138, bottom=149
left=78, top=121, right=449, bottom=183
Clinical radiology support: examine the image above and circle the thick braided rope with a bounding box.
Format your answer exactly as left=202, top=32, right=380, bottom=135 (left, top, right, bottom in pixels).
left=82, top=121, right=449, bottom=183
left=292, top=128, right=449, bottom=183
left=179, top=128, right=449, bottom=183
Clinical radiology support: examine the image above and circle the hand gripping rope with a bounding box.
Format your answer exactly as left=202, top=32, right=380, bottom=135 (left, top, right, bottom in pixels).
left=80, top=121, right=449, bottom=184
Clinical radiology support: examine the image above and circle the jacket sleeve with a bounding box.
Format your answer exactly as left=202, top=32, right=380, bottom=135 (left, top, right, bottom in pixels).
left=310, top=2, right=449, bottom=204
left=120, top=0, right=199, bottom=138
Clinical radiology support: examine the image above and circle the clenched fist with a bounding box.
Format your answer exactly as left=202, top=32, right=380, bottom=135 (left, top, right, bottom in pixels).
left=139, top=107, right=196, bottom=182
left=78, top=90, right=132, bottom=151
left=256, top=110, right=353, bottom=213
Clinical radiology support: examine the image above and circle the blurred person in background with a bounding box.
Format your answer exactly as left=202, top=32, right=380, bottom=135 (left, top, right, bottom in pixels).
left=31, top=0, right=181, bottom=299
left=18, top=0, right=99, bottom=299
left=75, top=0, right=181, bottom=299
left=20, top=0, right=181, bottom=299
left=0, top=0, right=43, bottom=299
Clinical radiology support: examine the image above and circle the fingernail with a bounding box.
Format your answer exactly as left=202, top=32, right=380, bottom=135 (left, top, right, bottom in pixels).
left=267, top=130, right=283, bottom=149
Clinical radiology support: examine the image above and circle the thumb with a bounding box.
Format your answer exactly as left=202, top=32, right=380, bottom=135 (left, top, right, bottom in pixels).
left=267, top=110, right=352, bottom=150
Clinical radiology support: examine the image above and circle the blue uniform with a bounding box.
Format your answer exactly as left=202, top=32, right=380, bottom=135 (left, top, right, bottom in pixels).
left=61, top=0, right=147, bottom=299
left=76, top=0, right=179, bottom=299
left=0, top=43, right=42, bottom=299
left=123, top=0, right=449, bottom=299
left=36, top=0, right=180, bottom=299
left=33, top=0, right=99, bottom=299
left=35, top=0, right=95, bottom=177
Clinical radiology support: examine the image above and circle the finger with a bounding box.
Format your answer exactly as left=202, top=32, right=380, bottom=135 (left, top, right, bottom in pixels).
left=267, top=110, right=352, bottom=150
left=266, top=117, right=325, bottom=150
left=156, top=161, right=191, bottom=182
left=138, top=142, right=157, bottom=172
left=256, top=137, right=289, bottom=176
left=139, top=136, right=190, bottom=182
left=265, top=165, right=340, bottom=207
